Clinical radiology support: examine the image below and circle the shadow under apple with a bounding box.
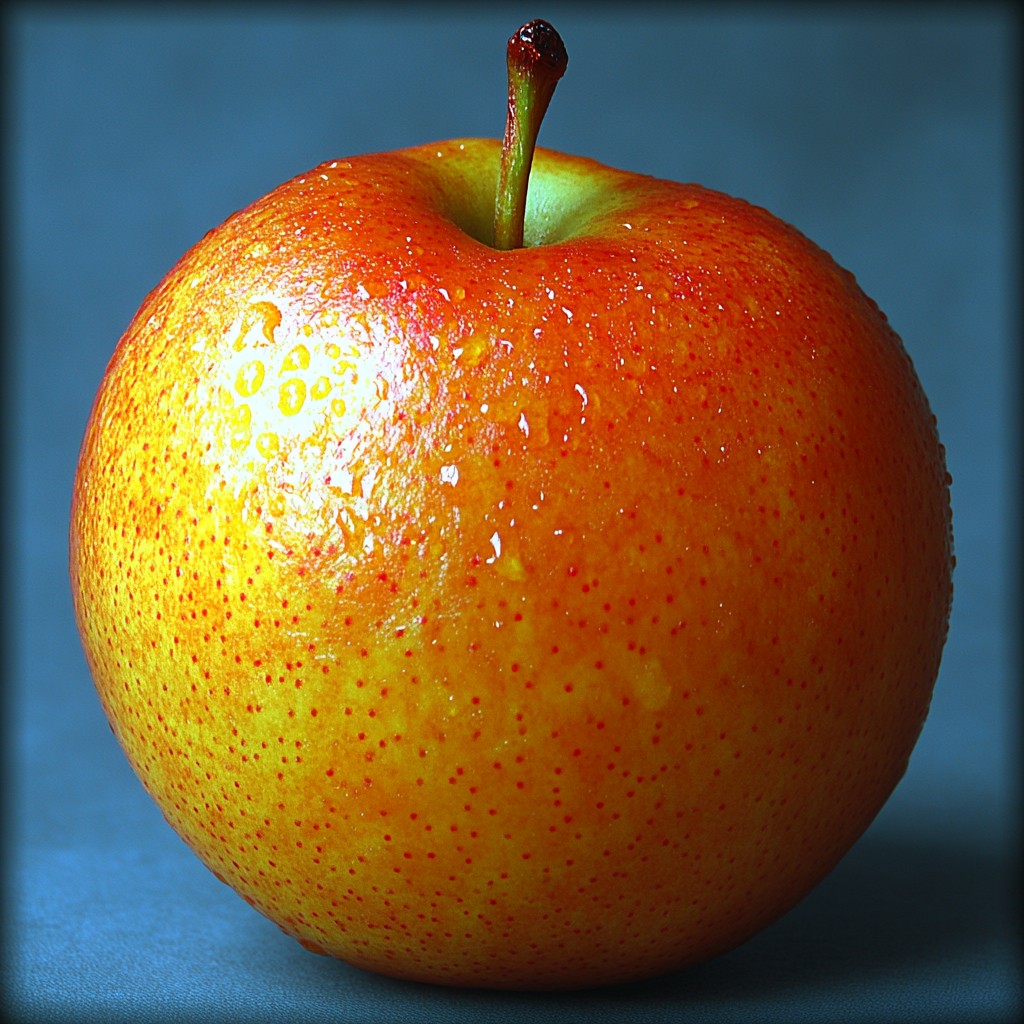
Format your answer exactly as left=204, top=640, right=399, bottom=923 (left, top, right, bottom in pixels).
left=291, top=824, right=1019, bottom=1017
left=639, top=826, right=1018, bottom=992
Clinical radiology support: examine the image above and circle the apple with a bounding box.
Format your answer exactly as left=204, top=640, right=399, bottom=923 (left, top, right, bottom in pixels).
left=70, top=21, right=953, bottom=990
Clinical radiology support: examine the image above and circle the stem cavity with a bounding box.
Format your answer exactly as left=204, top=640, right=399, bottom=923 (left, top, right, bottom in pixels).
left=493, top=20, right=568, bottom=251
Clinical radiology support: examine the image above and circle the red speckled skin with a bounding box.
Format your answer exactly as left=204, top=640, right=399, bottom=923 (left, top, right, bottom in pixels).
left=70, top=138, right=953, bottom=989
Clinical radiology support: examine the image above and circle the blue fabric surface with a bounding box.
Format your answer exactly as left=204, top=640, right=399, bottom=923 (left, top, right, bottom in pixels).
left=6, top=4, right=1020, bottom=1022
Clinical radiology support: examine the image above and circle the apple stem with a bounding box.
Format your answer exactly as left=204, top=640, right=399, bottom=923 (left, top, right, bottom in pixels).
left=493, top=20, right=568, bottom=251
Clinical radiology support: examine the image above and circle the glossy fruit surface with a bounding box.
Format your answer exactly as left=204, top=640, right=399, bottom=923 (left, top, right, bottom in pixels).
left=71, top=138, right=953, bottom=989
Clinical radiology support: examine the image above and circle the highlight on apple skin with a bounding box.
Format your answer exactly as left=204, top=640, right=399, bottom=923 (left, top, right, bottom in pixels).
left=70, top=21, right=953, bottom=990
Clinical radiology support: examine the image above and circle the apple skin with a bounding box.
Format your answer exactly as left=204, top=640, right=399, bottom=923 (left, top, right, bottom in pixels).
left=70, top=137, right=953, bottom=990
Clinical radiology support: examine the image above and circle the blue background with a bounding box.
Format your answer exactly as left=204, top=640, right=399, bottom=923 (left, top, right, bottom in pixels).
left=5, top=3, right=1020, bottom=1021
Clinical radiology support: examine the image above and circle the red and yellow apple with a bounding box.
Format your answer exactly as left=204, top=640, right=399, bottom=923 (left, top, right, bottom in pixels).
left=70, top=22, right=952, bottom=991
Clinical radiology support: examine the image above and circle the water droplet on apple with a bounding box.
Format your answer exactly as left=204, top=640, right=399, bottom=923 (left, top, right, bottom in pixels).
left=740, top=292, right=762, bottom=318
left=311, top=376, right=332, bottom=400
left=440, top=464, right=460, bottom=487
left=282, top=343, right=311, bottom=372
left=235, top=300, right=282, bottom=349
left=230, top=403, right=252, bottom=428
left=279, top=378, right=307, bottom=416
left=523, top=402, right=551, bottom=447
left=459, top=335, right=489, bottom=367
left=229, top=432, right=252, bottom=453
left=486, top=531, right=502, bottom=563
left=496, top=553, right=527, bottom=582
left=255, top=432, right=280, bottom=458
left=359, top=465, right=379, bottom=501
left=635, top=658, right=671, bottom=711
left=235, top=360, right=265, bottom=398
